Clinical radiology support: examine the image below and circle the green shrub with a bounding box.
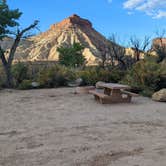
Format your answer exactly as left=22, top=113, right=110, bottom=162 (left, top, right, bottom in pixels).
left=37, top=65, right=76, bottom=88
left=18, top=80, right=32, bottom=90
left=0, top=62, right=128, bottom=90
left=0, top=78, right=3, bottom=89
left=0, top=64, right=5, bottom=88
left=141, top=89, right=155, bottom=97
left=77, top=67, right=124, bottom=85
left=122, top=57, right=163, bottom=96
left=12, top=63, right=29, bottom=86
left=158, top=60, right=166, bottom=89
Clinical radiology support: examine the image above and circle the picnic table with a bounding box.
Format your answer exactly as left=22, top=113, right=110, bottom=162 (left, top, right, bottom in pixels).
left=89, top=83, right=138, bottom=104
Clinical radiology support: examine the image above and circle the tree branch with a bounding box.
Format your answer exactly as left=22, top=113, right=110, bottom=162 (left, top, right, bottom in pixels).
left=7, top=20, right=39, bottom=65
left=19, top=20, right=39, bottom=36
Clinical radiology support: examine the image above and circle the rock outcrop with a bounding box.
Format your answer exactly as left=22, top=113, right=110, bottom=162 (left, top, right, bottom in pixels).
left=152, top=38, right=166, bottom=48
left=1, top=14, right=117, bottom=65
left=152, top=89, right=166, bottom=102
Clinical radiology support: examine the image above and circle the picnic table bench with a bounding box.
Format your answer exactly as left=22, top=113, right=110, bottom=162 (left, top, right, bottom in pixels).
left=89, top=83, right=139, bottom=104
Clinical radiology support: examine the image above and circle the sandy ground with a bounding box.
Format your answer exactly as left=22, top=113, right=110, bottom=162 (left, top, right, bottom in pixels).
left=0, top=88, right=166, bottom=166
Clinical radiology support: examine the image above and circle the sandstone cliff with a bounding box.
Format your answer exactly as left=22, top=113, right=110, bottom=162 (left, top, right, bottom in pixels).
left=152, top=38, right=166, bottom=48
left=1, top=14, right=116, bottom=65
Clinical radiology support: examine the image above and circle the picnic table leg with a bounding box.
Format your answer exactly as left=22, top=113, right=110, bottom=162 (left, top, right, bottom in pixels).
left=94, top=95, right=100, bottom=101
left=126, top=95, right=132, bottom=102
left=112, top=89, right=132, bottom=103
left=111, top=89, right=122, bottom=98
left=104, top=88, right=111, bottom=95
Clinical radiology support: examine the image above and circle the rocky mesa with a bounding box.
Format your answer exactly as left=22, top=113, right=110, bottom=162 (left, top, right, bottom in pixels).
left=1, top=14, right=117, bottom=65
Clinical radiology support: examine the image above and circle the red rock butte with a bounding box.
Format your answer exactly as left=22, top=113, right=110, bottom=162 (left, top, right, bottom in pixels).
left=50, top=14, right=92, bottom=30
left=1, top=14, right=120, bottom=64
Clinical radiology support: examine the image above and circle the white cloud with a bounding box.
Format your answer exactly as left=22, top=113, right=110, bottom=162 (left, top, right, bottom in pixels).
left=127, top=11, right=134, bottom=15
left=108, top=0, right=112, bottom=3
left=123, top=0, right=144, bottom=9
left=153, top=10, right=166, bottom=18
left=123, top=0, right=166, bottom=19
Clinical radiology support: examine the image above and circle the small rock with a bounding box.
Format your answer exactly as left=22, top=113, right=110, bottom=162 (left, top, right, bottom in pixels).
left=75, top=78, right=83, bottom=86
left=75, top=86, right=95, bottom=94
left=68, top=78, right=83, bottom=87
left=152, top=89, right=166, bottom=102
left=31, top=82, right=40, bottom=88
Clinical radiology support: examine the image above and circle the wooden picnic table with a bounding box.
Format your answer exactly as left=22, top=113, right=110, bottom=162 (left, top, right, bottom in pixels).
left=98, top=83, right=130, bottom=96
left=98, top=83, right=130, bottom=89
left=89, top=83, right=138, bottom=104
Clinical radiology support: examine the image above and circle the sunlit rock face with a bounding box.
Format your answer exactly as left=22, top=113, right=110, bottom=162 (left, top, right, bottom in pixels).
left=151, top=38, right=166, bottom=57
left=152, top=38, right=166, bottom=48
left=1, top=14, right=116, bottom=65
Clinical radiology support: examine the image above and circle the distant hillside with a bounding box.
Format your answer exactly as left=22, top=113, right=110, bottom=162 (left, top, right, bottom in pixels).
left=1, top=14, right=120, bottom=65
left=1, top=14, right=163, bottom=65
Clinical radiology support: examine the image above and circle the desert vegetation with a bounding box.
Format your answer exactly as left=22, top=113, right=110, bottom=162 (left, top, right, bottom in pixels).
left=0, top=1, right=166, bottom=166
left=57, top=42, right=86, bottom=67
left=0, top=1, right=166, bottom=98
left=0, top=53, right=165, bottom=97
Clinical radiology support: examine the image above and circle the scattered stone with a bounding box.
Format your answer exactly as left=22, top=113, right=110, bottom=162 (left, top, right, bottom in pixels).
left=75, top=86, right=95, bottom=94
left=68, top=78, right=83, bottom=87
left=152, top=89, right=166, bottom=102
left=31, top=82, right=40, bottom=88
left=75, top=78, right=83, bottom=86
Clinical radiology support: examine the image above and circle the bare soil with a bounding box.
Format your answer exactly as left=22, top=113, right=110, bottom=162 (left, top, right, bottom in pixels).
left=0, top=88, right=166, bottom=166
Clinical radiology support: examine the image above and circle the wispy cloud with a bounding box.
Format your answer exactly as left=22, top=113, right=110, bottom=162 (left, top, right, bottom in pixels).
left=107, top=0, right=112, bottom=4
left=153, top=10, right=166, bottom=19
left=123, top=0, right=166, bottom=19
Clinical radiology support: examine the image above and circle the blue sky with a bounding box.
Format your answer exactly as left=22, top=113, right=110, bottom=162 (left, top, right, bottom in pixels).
left=8, top=0, right=166, bottom=44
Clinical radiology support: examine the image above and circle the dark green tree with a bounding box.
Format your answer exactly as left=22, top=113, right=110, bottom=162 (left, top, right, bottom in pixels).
left=57, top=42, right=86, bottom=67
left=0, top=2, right=38, bottom=87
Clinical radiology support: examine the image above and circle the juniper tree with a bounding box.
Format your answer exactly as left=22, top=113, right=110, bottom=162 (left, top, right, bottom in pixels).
left=57, top=42, right=86, bottom=68
left=0, top=2, right=38, bottom=87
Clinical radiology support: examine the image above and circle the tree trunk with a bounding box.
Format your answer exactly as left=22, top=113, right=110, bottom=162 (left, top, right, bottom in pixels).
left=0, top=21, right=38, bottom=88
left=101, top=59, right=106, bottom=69
left=4, top=65, right=13, bottom=88
left=119, top=59, right=126, bottom=70
left=135, top=50, right=140, bottom=61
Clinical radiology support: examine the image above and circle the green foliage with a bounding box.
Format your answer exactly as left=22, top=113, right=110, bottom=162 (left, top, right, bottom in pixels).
left=0, top=3, right=22, bottom=39
left=57, top=42, right=86, bottom=67
left=122, top=57, right=163, bottom=96
left=10, top=63, right=124, bottom=88
left=0, top=75, right=3, bottom=88
left=158, top=60, right=166, bottom=89
left=12, top=63, right=28, bottom=86
left=77, top=67, right=124, bottom=85
left=37, top=65, right=76, bottom=88
left=0, top=63, right=5, bottom=88
left=153, top=44, right=166, bottom=63
left=0, top=2, right=38, bottom=88
left=1, top=59, right=164, bottom=95
left=141, top=89, right=155, bottom=97
left=18, top=80, right=32, bottom=90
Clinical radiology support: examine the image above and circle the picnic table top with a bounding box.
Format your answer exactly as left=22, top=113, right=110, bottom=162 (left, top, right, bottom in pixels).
left=98, top=83, right=131, bottom=90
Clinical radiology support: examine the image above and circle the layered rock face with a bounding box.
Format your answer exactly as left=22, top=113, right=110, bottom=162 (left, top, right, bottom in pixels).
left=152, top=38, right=166, bottom=48
left=151, top=38, right=166, bottom=57
left=1, top=14, right=115, bottom=65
